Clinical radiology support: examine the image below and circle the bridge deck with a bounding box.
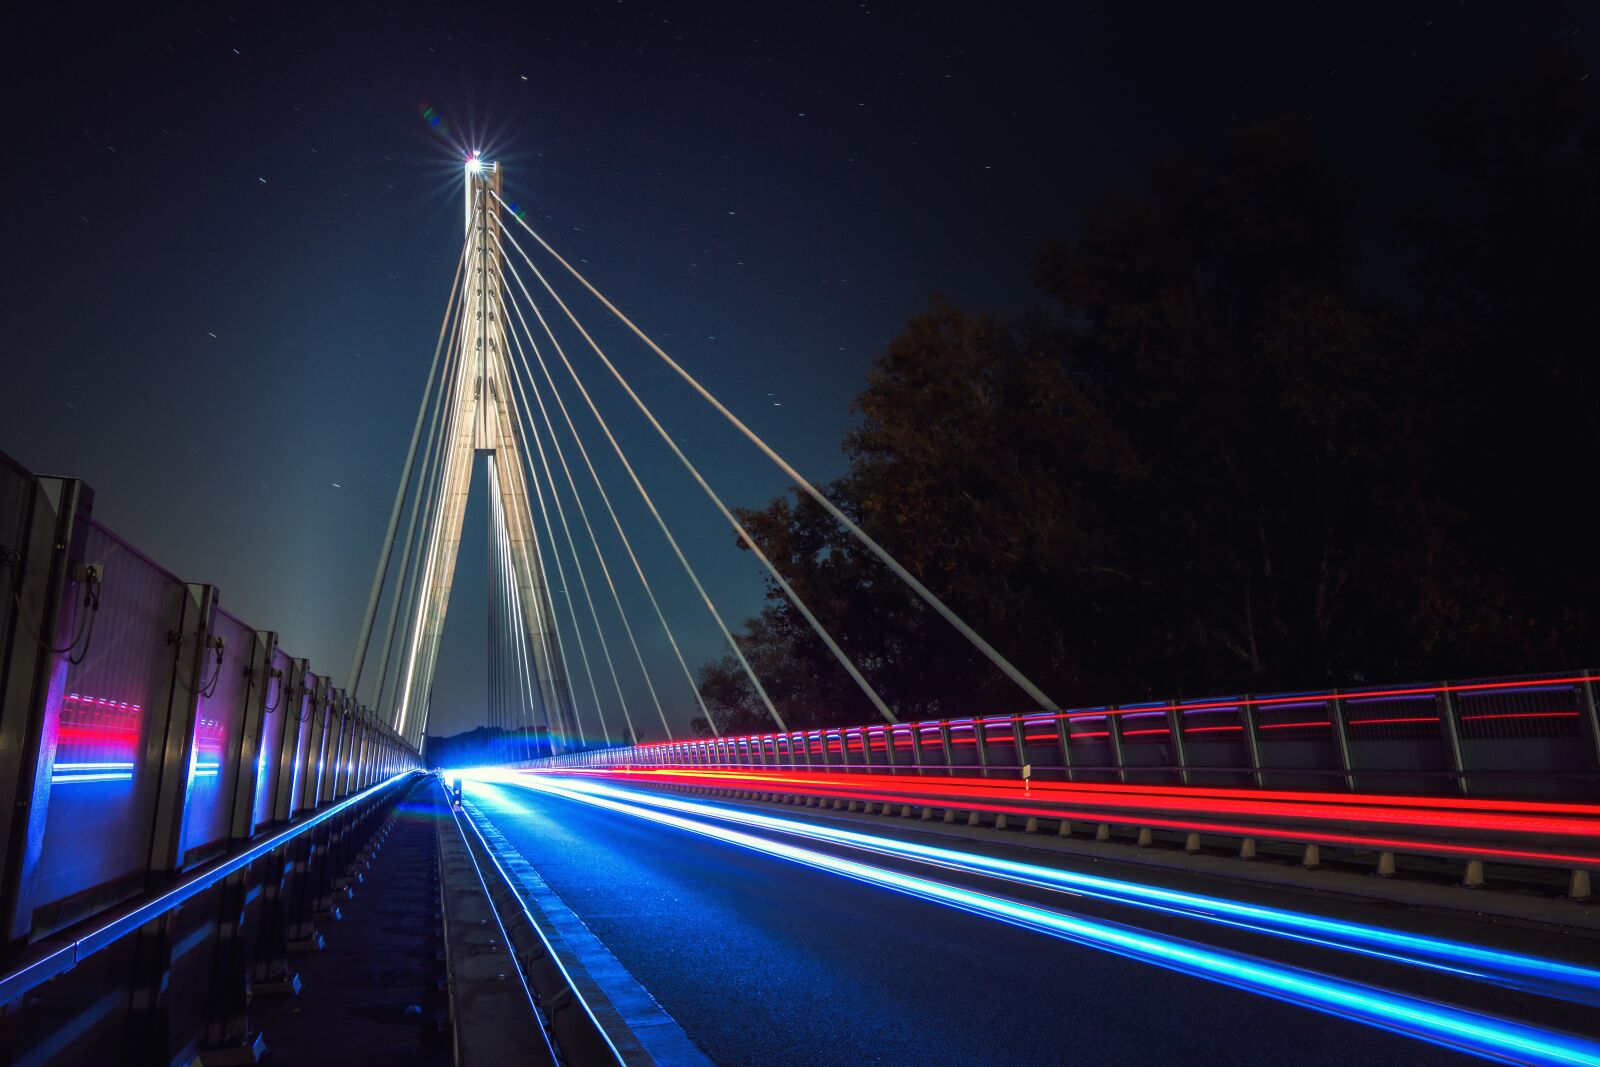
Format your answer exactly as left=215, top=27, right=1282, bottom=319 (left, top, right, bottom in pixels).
left=459, top=777, right=1600, bottom=1066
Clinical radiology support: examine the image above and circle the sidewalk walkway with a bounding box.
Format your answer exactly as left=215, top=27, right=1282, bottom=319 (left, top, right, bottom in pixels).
left=253, top=780, right=451, bottom=1066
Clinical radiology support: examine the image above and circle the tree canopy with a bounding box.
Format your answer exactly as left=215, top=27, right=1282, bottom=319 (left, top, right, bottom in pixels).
left=693, top=63, right=1600, bottom=736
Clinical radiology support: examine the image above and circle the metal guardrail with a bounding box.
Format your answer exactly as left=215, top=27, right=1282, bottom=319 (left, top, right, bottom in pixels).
left=543, top=672, right=1600, bottom=800
left=526, top=673, right=1600, bottom=892
left=0, top=447, right=425, bottom=1065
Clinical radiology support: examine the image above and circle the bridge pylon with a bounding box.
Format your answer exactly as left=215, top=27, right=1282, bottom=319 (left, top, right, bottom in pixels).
left=395, top=159, right=575, bottom=749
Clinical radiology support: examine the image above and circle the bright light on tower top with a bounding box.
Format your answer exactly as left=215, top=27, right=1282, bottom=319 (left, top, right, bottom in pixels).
left=466, top=154, right=484, bottom=174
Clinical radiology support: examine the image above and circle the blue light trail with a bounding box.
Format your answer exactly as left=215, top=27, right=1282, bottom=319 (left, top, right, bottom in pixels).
left=460, top=769, right=1600, bottom=1067
left=526, top=773, right=1600, bottom=1009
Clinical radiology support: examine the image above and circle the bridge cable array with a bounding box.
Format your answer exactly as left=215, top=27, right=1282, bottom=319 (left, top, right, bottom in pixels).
left=494, top=192, right=1060, bottom=715
left=350, top=166, right=1060, bottom=755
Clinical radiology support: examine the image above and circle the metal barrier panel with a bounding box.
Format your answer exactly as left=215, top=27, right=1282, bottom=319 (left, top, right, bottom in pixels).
left=1342, top=684, right=1452, bottom=795
left=289, top=673, right=322, bottom=816
left=947, top=721, right=979, bottom=771
left=333, top=702, right=354, bottom=798
left=889, top=724, right=915, bottom=772
left=1020, top=714, right=1061, bottom=776
left=314, top=688, right=338, bottom=804
left=0, top=461, right=67, bottom=947
left=1176, top=696, right=1255, bottom=788
left=0, top=453, right=34, bottom=703
left=181, top=608, right=254, bottom=861
left=914, top=723, right=943, bottom=773
left=1450, top=673, right=1592, bottom=798
left=350, top=714, right=369, bottom=791
left=30, top=521, right=187, bottom=935
left=1064, top=707, right=1118, bottom=782
left=321, top=699, right=345, bottom=803
left=865, top=725, right=888, bottom=772
left=0, top=448, right=423, bottom=1067
left=1252, top=693, right=1344, bottom=791
left=980, top=716, right=1016, bottom=776
left=1115, top=702, right=1179, bottom=785
left=252, top=645, right=292, bottom=832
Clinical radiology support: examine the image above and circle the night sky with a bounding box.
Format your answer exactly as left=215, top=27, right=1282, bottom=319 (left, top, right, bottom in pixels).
left=5, top=3, right=1592, bottom=738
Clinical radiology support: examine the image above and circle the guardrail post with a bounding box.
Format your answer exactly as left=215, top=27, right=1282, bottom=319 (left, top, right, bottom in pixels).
left=1583, top=672, right=1600, bottom=776
left=973, top=721, right=990, bottom=778
left=1329, top=690, right=1356, bottom=792
left=938, top=722, right=954, bottom=778
left=1010, top=717, right=1027, bottom=779
left=1167, top=701, right=1190, bottom=785
left=0, top=474, right=92, bottom=949
left=1239, top=696, right=1265, bottom=788
left=1105, top=706, right=1128, bottom=784
left=1055, top=712, right=1075, bottom=783
left=1438, top=684, right=1470, bottom=797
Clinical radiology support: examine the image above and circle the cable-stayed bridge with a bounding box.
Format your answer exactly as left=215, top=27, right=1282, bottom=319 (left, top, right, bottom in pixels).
left=2, top=159, right=1599, bottom=1067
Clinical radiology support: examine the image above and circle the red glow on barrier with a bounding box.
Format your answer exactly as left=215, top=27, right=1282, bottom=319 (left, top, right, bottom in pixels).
left=1347, top=717, right=1439, bottom=727
left=54, top=692, right=144, bottom=784
left=1460, top=712, right=1580, bottom=722
left=623, top=675, right=1600, bottom=749
left=1258, top=721, right=1330, bottom=730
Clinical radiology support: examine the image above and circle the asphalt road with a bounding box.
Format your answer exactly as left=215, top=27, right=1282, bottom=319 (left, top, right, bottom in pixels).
left=463, top=778, right=1596, bottom=1067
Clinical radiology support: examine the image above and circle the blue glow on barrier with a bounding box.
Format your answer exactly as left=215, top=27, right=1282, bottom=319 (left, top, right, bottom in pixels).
left=466, top=771, right=1600, bottom=1066
left=536, top=776, right=1600, bottom=1009
left=50, top=761, right=135, bottom=785
left=0, top=771, right=421, bottom=1007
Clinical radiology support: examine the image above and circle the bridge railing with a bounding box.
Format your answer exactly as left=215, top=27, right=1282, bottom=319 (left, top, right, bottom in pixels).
left=541, top=672, right=1600, bottom=800
left=0, top=449, right=423, bottom=1065
left=522, top=672, right=1600, bottom=889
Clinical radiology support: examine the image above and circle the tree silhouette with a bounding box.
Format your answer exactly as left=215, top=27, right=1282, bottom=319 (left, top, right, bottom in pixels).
left=694, top=63, right=1599, bottom=736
